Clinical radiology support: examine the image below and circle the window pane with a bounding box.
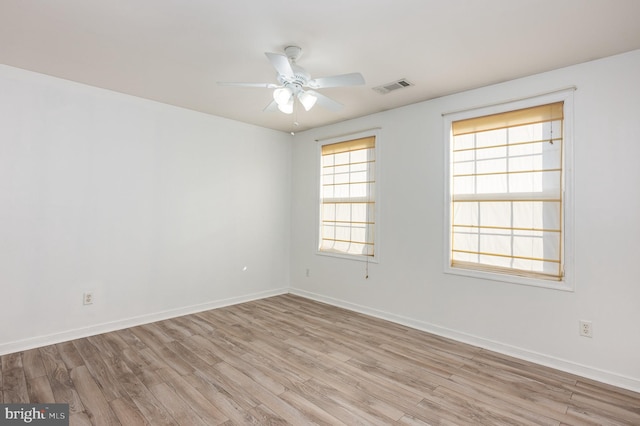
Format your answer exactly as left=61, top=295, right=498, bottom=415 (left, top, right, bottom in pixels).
left=450, top=102, right=564, bottom=280
left=319, top=137, right=376, bottom=257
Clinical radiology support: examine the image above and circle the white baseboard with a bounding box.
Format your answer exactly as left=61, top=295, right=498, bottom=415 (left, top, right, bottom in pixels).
left=289, top=288, right=640, bottom=393
left=0, top=288, right=288, bottom=356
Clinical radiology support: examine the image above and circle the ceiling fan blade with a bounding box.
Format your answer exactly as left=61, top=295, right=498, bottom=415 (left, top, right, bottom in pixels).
left=263, top=99, right=279, bottom=112
left=306, top=90, right=343, bottom=112
left=307, top=72, right=365, bottom=89
left=265, top=52, right=294, bottom=78
left=217, top=82, right=279, bottom=88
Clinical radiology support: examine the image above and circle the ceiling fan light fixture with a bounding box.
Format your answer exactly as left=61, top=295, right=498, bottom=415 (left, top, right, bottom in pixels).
left=277, top=98, right=294, bottom=114
left=219, top=45, right=364, bottom=116
left=298, top=91, right=317, bottom=111
left=273, top=87, right=293, bottom=105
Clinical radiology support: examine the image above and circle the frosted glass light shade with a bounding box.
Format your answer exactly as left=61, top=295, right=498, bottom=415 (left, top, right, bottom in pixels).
left=273, top=87, right=293, bottom=105
left=298, top=91, right=317, bottom=111
left=278, top=99, right=294, bottom=114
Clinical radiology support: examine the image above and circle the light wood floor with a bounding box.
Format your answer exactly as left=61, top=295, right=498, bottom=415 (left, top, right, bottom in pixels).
left=2, top=294, right=639, bottom=425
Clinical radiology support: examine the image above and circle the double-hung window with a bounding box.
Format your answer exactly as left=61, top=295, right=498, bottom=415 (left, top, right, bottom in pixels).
left=445, top=91, right=573, bottom=289
left=318, top=132, right=377, bottom=260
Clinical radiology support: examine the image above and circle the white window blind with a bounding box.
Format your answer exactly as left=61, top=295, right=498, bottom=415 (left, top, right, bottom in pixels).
left=320, top=136, right=376, bottom=257
left=450, top=102, right=564, bottom=281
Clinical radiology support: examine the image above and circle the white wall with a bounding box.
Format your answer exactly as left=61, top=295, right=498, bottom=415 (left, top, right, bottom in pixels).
left=290, top=49, right=640, bottom=391
left=0, top=65, right=291, bottom=353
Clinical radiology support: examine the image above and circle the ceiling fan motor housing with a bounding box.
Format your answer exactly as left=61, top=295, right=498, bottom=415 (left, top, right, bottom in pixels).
left=284, top=45, right=303, bottom=62
left=277, top=64, right=309, bottom=92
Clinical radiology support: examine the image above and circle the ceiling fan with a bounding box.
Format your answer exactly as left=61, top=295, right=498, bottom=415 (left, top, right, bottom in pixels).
left=218, top=46, right=365, bottom=114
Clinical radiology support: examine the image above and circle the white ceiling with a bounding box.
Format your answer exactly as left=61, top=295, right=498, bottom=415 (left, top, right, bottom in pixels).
left=2, top=0, right=640, bottom=133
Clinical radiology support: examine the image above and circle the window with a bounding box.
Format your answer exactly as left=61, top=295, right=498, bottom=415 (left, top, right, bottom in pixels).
left=445, top=91, right=573, bottom=289
left=318, top=132, right=377, bottom=259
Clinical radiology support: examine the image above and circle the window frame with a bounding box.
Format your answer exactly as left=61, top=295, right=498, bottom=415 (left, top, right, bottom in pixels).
left=443, top=90, right=574, bottom=291
left=316, top=129, right=380, bottom=263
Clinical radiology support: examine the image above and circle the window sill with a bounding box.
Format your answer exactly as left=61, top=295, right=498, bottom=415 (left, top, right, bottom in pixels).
left=444, top=264, right=573, bottom=292
left=316, top=250, right=379, bottom=264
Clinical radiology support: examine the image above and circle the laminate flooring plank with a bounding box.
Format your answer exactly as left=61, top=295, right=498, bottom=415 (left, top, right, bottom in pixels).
left=378, top=341, right=468, bottom=373
left=2, top=352, right=29, bottom=403
left=109, top=397, right=149, bottom=426
left=264, top=300, right=339, bottom=332
left=374, top=342, right=460, bottom=380
left=235, top=376, right=329, bottom=426
left=26, top=375, right=55, bottom=403
left=97, top=357, right=175, bottom=425
left=574, top=378, right=640, bottom=408
left=440, top=375, right=573, bottom=425
left=113, top=328, right=147, bottom=351
left=87, top=333, right=129, bottom=360
left=564, top=405, right=631, bottom=426
left=189, top=335, right=286, bottom=396
left=345, top=351, right=444, bottom=395
left=176, top=333, right=226, bottom=369
left=248, top=404, right=289, bottom=426
left=135, top=347, right=171, bottom=373
left=284, top=329, right=359, bottom=363
left=211, top=327, right=314, bottom=384
left=212, top=360, right=307, bottom=421
left=119, top=347, right=165, bottom=389
left=289, top=377, right=396, bottom=425
left=164, top=339, right=212, bottom=372
left=70, top=365, right=120, bottom=425
left=459, top=356, right=574, bottom=404
left=396, top=413, right=438, bottom=425
left=249, top=338, right=331, bottom=382
left=69, top=411, right=94, bottom=426
left=192, top=362, right=262, bottom=411
left=183, top=372, right=264, bottom=425
left=568, top=392, right=640, bottom=425
left=55, top=340, right=86, bottom=370
left=277, top=389, right=347, bottom=426
left=127, top=324, right=173, bottom=355
left=21, top=348, right=46, bottom=379
left=178, top=313, right=217, bottom=335
left=239, top=345, right=311, bottom=389
left=158, top=367, right=228, bottom=424
left=155, top=317, right=194, bottom=341
left=416, top=387, right=507, bottom=426
left=314, top=369, right=406, bottom=422
left=452, top=360, right=571, bottom=414
left=72, top=338, right=127, bottom=402
left=119, top=374, right=176, bottom=426
left=475, top=349, right=579, bottom=388
left=38, top=345, right=87, bottom=419
left=285, top=379, right=377, bottom=426
left=433, top=382, right=560, bottom=426
left=403, top=328, right=481, bottom=361
left=134, top=336, right=196, bottom=377
left=320, top=363, right=425, bottom=419
left=149, top=382, right=207, bottom=426
left=284, top=345, right=407, bottom=421
left=234, top=303, right=306, bottom=340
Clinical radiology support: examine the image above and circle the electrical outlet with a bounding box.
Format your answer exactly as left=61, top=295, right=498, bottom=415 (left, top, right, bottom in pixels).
left=579, top=320, right=592, bottom=338
left=305, top=268, right=310, bottom=277
left=83, top=291, right=94, bottom=305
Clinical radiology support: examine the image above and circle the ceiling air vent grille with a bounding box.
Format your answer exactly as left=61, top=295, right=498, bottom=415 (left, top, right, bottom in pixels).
left=372, top=79, right=414, bottom=94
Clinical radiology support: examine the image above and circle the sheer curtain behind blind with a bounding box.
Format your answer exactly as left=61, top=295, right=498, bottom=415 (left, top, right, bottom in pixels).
left=320, top=136, right=376, bottom=257
left=450, top=102, right=564, bottom=280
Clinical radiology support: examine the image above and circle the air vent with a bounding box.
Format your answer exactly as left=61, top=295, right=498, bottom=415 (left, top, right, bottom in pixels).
left=372, top=79, right=414, bottom=94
